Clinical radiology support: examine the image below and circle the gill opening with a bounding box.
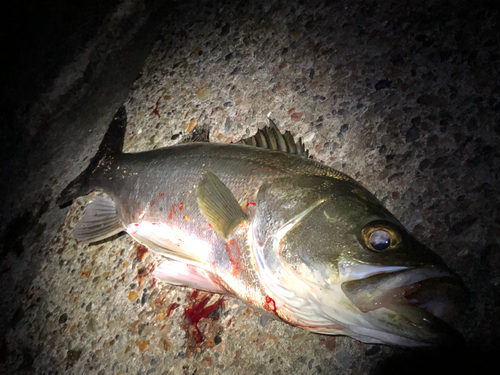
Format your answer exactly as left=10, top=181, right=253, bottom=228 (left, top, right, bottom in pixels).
left=272, top=199, right=326, bottom=244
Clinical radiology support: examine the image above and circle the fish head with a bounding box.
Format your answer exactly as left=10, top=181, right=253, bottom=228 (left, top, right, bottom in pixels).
left=253, top=176, right=469, bottom=347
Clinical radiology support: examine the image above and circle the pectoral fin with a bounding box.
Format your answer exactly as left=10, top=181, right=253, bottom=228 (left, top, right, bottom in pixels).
left=126, top=222, right=206, bottom=266
left=196, top=171, right=247, bottom=238
left=73, top=196, right=124, bottom=242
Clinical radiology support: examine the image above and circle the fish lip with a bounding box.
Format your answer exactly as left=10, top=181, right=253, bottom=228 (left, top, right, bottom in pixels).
left=341, top=266, right=470, bottom=346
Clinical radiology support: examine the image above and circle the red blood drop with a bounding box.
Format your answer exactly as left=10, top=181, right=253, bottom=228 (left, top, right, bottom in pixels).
left=265, top=296, right=277, bottom=313
left=167, top=303, right=180, bottom=317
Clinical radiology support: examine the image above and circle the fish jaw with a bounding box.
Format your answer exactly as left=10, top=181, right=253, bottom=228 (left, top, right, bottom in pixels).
left=340, top=263, right=470, bottom=346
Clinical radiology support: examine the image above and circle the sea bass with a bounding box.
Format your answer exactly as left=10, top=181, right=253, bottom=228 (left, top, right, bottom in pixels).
left=58, top=106, right=469, bottom=347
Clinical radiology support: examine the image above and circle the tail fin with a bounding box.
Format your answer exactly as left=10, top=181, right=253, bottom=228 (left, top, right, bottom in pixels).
left=57, top=106, right=127, bottom=207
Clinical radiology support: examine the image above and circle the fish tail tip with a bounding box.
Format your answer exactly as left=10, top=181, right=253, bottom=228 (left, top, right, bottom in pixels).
left=57, top=177, right=86, bottom=208
left=58, top=105, right=128, bottom=208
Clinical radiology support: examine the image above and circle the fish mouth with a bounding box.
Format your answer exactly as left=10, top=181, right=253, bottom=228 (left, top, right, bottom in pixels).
left=341, top=267, right=470, bottom=346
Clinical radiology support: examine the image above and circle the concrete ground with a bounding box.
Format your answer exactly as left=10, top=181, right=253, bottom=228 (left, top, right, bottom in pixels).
left=1, top=0, right=499, bottom=373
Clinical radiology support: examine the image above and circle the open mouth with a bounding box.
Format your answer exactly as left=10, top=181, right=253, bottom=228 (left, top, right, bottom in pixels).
left=341, top=267, right=470, bottom=345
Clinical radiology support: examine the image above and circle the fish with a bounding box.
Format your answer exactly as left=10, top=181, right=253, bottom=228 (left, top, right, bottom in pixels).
left=58, top=106, right=469, bottom=347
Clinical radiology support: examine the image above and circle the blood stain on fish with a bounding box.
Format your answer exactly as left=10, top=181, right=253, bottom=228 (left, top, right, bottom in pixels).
left=150, top=192, right=165, bottom=208
left=265, top=295, right=277, bottom=314
left=130, top=223, right=140, bottom=234
left=225, top=240, right=241, bottom=276
left=168, top=204, right=177, bottom=220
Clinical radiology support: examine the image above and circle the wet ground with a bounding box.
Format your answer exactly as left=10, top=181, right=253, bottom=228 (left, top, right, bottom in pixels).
left=1, top=0, right=499, bottom=373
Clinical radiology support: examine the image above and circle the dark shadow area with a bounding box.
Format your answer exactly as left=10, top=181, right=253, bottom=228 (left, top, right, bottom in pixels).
left=0, top=1, right=172, bottom=372
left=372, top=340, right=500, bottom=375
left=0, top=0, right=498, bottom=372
left=0, top=0, right=120, bottom=194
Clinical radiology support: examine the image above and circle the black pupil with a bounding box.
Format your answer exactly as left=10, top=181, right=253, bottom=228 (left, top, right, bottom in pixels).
left=369, top=230, right=391, bottom=250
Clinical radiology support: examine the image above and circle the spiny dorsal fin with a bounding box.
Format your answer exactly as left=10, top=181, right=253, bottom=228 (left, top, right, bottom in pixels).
left=184, top=119, right=311, bottom=158
left=238, top=119, right=310, bottom=158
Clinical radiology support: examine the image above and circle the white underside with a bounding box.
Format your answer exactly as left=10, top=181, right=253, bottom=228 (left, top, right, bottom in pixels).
left=126, top=221, right=211, bottom=266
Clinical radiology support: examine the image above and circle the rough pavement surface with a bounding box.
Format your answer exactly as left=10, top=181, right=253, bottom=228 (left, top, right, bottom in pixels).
left=1, top=0, right=499, bottom=374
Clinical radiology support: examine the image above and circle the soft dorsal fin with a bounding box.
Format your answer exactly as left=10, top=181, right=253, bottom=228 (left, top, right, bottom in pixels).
left=238, top=119, right=310, bottom=158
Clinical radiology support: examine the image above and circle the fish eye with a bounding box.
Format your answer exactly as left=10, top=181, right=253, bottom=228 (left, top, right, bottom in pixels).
left=369, top=230, right=391, bottom=251
left=360, top=221, right=401, bottom=252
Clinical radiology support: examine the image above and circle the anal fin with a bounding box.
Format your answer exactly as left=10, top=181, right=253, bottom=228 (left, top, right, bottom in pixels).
left=153, top=260, right=226, bottom=294
left=73, top=196, right=123, bottom=242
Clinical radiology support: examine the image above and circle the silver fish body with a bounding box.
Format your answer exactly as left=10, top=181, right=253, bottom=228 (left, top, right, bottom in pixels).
left=59, top=107, right=469, bottom=347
